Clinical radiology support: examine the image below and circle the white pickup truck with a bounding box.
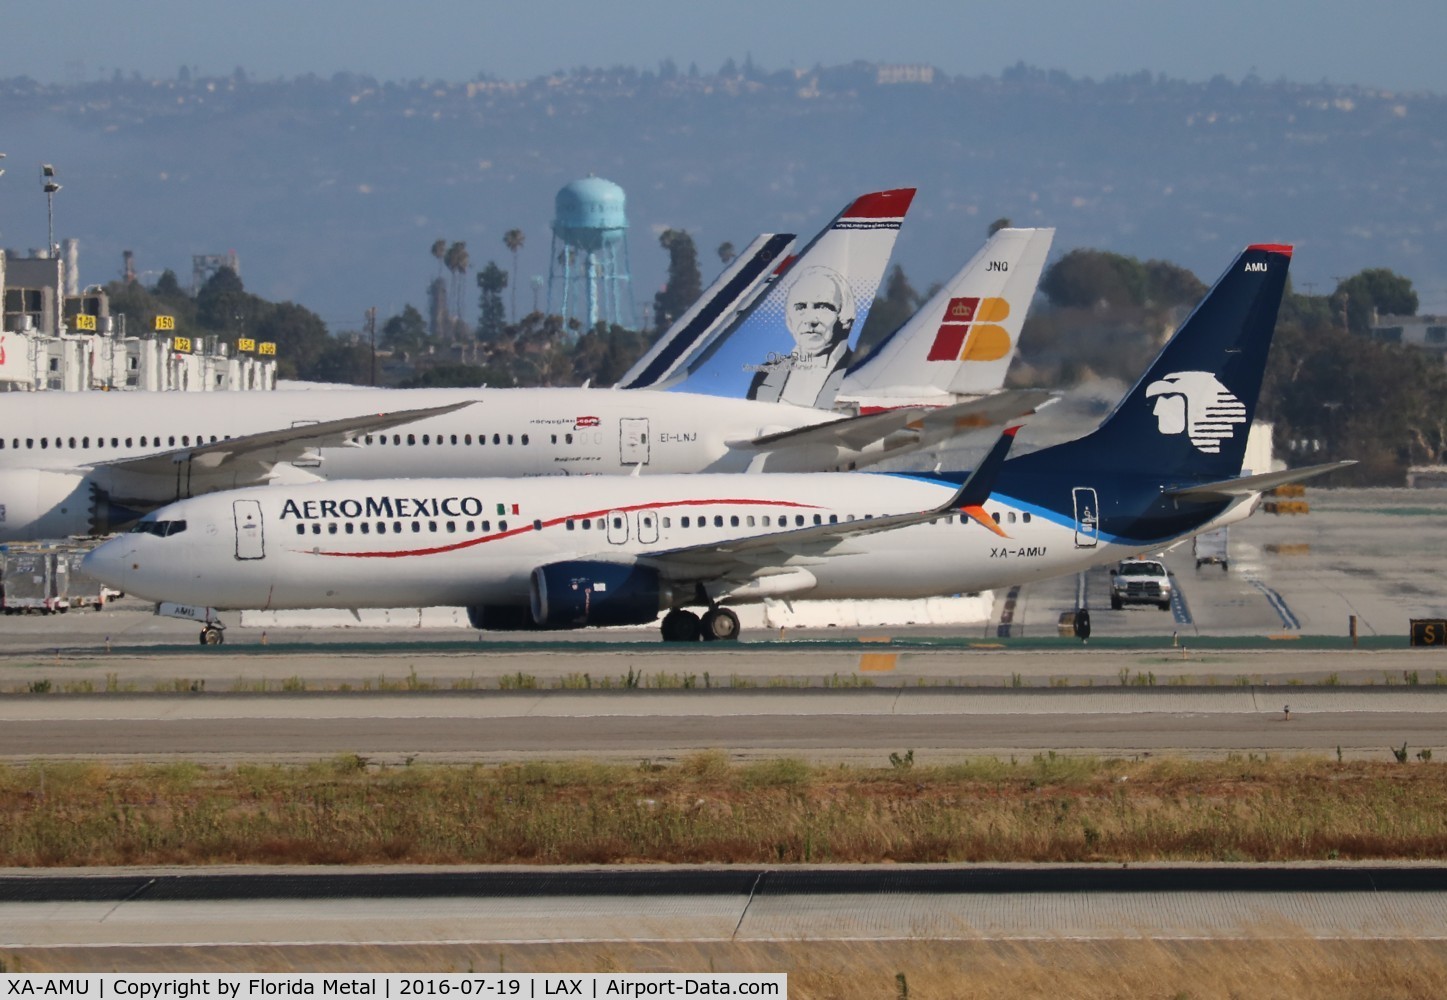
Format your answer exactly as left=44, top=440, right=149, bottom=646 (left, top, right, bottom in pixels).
left=1109, top=558, right=1173, bottom=611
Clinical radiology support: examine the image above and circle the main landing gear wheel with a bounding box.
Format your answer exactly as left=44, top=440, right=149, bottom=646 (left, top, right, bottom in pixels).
left=199, top=625, right=225, bottom=646
left=700, top=607, right=741, bottom=642
left=660, top=608, right=702, bottom=643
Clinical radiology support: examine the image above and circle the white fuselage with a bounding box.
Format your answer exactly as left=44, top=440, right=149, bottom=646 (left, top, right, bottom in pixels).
left=83, top=472, right=1167, bottom=614
left=0, top=387, right=858, bottom=541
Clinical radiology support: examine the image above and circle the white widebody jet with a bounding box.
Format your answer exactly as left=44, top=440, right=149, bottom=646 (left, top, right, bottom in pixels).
left=85, top=244, right=1352, bottom=644
left=0, top=200, right=1053, bottom=542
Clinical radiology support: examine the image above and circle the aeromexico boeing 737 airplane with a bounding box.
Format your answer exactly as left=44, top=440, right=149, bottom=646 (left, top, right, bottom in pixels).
left=0, top=197, right=1051, bottom=542
left=86, top=244, right=1352, bottom=644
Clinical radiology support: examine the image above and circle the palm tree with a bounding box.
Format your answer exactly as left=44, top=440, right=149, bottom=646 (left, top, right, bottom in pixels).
left=717, top=241, right=736, bottom=266
left=444, top=241, right=470, bottom=329
left=503, top=229, right=525, bottom=320
left=430, top=239, right=447, bottom=279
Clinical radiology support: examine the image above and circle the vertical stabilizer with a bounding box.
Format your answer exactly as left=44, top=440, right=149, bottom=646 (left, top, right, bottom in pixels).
left=616, top=233, right=795, bottom=389
left=666, top=188, right=916, bottom=409
left=838, top=227, right=1054, bottom=408
left=1029, top=244, right=1293, bottom=483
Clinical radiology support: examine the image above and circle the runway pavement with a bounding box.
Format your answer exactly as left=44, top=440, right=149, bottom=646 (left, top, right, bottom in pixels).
left=1, top=687, right=1443, bottom=763
left=4, top=866, right=1447, bottom=956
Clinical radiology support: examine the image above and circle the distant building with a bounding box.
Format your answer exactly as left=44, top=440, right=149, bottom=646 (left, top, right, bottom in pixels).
left=0, top=247, right=275, bottom=392
left=1368, top=314, right=1447, bottom=356
left=191, top=251, right=240, bottom=296
left=876, top=65, right=935, bottom=85
left=1406, top=466, right=1447, bottom=489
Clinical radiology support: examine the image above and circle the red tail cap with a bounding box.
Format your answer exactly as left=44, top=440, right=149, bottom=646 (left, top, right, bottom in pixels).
left=1248, top=243, right=1293, bottom=256
left=843, top=188, right=916, bottom=219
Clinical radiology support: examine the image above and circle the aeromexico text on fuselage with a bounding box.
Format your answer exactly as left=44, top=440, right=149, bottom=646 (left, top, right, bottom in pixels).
left=279, top=494, right=506, bottom=522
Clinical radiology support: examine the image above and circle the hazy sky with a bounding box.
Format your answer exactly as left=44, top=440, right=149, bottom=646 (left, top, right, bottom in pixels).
left=8, top=0, right=1447, bottom=93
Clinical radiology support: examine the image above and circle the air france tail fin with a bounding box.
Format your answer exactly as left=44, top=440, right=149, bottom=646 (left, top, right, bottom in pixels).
left=1035, top=243, right=1293, bottom=483
left=838, top=228, right=1054, bottom=409
left=615, top=233, right=795, bottom=389
left=665, top=188, right=916, bottom=409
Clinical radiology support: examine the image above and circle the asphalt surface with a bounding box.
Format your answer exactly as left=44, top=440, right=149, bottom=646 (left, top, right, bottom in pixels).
left=6, top=866, right=1447, bottom=952
left=0, top=687, right=1444, bottom=763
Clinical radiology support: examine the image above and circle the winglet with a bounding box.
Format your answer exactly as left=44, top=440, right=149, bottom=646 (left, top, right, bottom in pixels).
left=943, top=424, right=1022, bottom=535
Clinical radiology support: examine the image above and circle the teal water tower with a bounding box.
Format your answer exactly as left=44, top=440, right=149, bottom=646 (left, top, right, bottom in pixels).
left=547, top=176, right=635, bottom=329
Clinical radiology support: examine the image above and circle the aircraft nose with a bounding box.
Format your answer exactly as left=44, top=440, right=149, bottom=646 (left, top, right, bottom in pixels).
left=81, top=539, right=132, bottom=592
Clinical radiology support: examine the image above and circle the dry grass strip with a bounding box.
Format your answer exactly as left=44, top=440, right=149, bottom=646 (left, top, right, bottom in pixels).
left=4, top=752, right=1447, bottom=866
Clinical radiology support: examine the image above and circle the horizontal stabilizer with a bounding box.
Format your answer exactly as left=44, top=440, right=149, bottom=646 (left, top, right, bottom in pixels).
left=1164, top=460, right=1356, bottom=501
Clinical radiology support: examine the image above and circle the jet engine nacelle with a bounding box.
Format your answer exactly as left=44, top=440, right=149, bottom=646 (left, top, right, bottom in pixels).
left=529, top=561, right=667, bottom=629
left=465, top=604, right=550, bottom=631
left=0, top=470, right=99, bottom=542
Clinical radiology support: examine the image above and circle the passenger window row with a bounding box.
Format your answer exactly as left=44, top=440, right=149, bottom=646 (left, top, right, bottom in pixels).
left=2, top=434, right=230, bottom=450
left=296, top=519, right=509, bottom=537
left=293, top=509, right=1032, bottom=541
left=362, top=432, right=532, bottom=446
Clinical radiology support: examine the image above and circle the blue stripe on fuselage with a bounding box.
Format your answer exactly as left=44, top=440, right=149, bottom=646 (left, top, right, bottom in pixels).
left=872, top=469, right=1213, bottom=548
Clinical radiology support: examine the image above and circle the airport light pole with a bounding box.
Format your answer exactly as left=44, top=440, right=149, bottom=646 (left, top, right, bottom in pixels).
left=41, top=163, right=61, bottom=256
left=1322, top=400, right=1342, bottom=459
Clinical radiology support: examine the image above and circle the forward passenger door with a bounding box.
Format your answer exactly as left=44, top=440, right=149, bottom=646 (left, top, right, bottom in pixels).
left=233, top=499, right=266, bottom=560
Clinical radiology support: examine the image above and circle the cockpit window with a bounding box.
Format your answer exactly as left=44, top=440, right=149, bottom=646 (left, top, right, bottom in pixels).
left=129, top=519, right=188, bottom=537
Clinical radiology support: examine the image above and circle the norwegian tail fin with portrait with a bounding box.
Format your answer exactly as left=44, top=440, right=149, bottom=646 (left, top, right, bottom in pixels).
left=664, top=188, right=916, bottom=410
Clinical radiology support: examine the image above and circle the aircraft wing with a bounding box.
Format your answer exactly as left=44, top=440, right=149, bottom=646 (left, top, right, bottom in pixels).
left=738, top=390, right=1053, bottom=454
left=643, top=424, right=1021, bottom=580
left=1163, top=460, right=1356, bottom=502
left=91, top=401, right=475, bottom=483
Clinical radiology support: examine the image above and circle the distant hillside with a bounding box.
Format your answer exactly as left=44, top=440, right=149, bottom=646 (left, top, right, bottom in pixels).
left=3, top=62, right=1444, bottom=328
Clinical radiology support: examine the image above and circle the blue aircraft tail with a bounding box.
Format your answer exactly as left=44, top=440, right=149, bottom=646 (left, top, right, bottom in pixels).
left=616, top=233, right=795, bottom=389
left=1030, top=243, right=1292, bottom=483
